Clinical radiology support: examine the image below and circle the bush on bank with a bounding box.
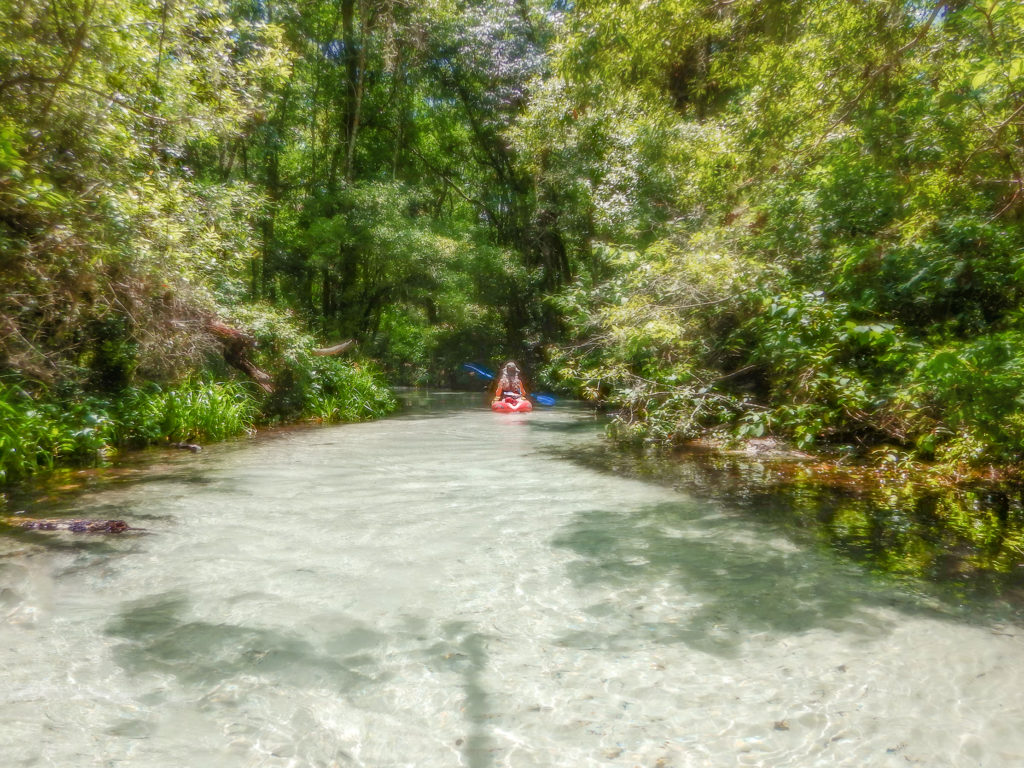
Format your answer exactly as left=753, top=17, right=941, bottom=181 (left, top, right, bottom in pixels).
left=549, top=221, right=1024, bottom=475
left=0, top=306, right=396, bottom=486
left=538, top=2, right=1024, bottom=475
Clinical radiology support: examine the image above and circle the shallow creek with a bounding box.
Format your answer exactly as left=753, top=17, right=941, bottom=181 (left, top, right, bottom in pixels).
left=2, top=392, right=1023, bottom=767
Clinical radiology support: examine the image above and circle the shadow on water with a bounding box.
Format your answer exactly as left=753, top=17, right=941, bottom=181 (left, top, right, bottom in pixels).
left=549, top=501, right=947, bottom=658
left=393, top=390, right=490, bottom=420
left=422, top=622, right=495, bottom=768
left=0, top=521, right=147, bottom=557
left=551, top=443, right=1024, bottom=623
left=525, top=410, right=604, bottom=436
left=1, top=458, right=213, bottom=521
left=109, top=592, right=499, bottom=765
left=106, top=592, right=389, bottom=693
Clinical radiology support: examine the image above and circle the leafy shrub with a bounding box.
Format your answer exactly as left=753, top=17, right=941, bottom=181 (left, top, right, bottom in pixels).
left=303, top=358, right=397, bottom=423
left=0, top=378, right=263, bottom=484
left=226, top=303, right=397, bottom=423
left=114, top=380, right=260, bottom=445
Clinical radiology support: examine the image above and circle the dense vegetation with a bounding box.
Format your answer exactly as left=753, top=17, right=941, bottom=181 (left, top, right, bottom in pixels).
left=544, top=0, right=1024, bottom=472
left=1, top=0, right=1023, bottom=482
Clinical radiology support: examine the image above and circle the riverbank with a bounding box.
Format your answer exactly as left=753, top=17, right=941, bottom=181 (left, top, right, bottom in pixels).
left=7, top=390, right=1024, bottom=606
left=0, top=358, right=396, bottom=490
left=0, top=420, right=309, bottom=519
left=680, top=434, right=1022, bottom=487
left=564, top=433, right=1024, bottom=601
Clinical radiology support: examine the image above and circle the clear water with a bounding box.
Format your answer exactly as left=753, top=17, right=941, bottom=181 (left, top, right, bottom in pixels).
left=2, top=393, right=1023, bottom=767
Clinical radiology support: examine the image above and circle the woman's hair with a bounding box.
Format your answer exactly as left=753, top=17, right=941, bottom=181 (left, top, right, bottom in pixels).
left=498, top=361, right=521, bottom=388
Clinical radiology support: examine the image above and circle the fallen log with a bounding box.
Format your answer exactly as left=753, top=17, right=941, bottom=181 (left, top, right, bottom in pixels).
left=311, top=339, right=356, bottom=356
left=3, top=517, right=131, bottom=533
left=207, top=320, right=274, bottom=393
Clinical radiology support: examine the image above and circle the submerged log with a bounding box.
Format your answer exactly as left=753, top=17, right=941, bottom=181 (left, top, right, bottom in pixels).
left=3, top=517, right=131, bottom=533
left=311, top=339, right=356, bottom=356
left=207, top=320, right=274, bottom=393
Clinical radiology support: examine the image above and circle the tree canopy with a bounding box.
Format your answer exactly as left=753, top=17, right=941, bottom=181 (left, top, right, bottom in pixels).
left=2, top=0, right=1024, bottom=472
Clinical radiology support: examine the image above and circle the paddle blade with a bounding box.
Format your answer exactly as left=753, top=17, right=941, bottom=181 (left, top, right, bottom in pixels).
left=462, top=363, right=495, bottom=380
left=534, top=393, right=556, bottom=406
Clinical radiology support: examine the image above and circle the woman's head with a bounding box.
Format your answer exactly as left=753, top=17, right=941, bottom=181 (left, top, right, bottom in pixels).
left=499, top=361, right=521, bottom=385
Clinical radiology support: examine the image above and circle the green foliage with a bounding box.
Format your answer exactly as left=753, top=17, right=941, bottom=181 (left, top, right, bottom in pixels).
left=115, top=380, right=260, bottom=445
left=537, top=0, right=1024, bottom=469
left=0, top=0, right=290, bottom=384
left=0, top=383, right=104, bottom=483
left=5, top=0, right=1024, bottom=479
left=549, top=228, right=759, bottom=445
left=226, top=303, right=397, bottom=422
left=302, top=358, right=397, bottom=423
left=0, top=356, right=394, bottom=484
left=0, top=378, right=259, bottom=484
left=232, top=0, right=566, bottom=376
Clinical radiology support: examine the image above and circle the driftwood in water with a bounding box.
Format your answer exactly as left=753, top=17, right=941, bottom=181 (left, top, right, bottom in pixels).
left=311, top=339, right=356, bottom=356
left=4, top=517, right=131, bottom=533
left=207, top=320, right=274, bottom=393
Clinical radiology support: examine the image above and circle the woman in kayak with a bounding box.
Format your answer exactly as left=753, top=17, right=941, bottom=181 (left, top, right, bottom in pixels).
left=494, top=361, right=527, bottom=403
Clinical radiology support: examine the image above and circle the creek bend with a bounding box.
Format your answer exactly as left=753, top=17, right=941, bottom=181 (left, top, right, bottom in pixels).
left=2, top=392, right=1023, bottom=767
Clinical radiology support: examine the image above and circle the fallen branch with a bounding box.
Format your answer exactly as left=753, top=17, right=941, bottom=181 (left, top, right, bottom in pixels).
left=4, top=517, right=130, bottom=533
left=207, top=320, right=274, bottom=393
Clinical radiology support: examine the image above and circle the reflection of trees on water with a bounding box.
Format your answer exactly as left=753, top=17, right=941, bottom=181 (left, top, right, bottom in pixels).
left=556, top=444, right=1024, bottom=603
left=818, top=487, right=1023, bottom=587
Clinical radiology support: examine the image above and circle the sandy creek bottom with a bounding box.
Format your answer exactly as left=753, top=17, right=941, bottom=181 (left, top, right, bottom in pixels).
left=1, top=392, right=1023, bottom=767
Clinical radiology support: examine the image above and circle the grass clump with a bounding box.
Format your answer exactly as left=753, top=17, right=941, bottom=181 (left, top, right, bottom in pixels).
left=304, top=358, right=397, bottom=423
left=0, top=378, right=261, bottom=484
left=115, top=379, right=260, bottom=445
left=0, top=305, right=398, bottom=486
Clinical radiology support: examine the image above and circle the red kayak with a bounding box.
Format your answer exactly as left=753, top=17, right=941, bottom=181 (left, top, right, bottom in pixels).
left=491, top=396, right=533, bottom=413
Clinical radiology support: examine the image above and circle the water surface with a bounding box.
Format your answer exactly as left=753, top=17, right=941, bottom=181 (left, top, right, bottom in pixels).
left=2, top=393, right=1023, bottom=767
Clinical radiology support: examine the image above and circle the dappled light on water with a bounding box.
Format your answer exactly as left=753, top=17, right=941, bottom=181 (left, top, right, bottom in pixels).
left=2, top=393, right=1024, bottom=766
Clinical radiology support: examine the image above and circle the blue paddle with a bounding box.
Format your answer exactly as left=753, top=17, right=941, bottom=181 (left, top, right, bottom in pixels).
left=462, top=363, right=495, bottom=379
left=461, top=363, right=556, bottom=406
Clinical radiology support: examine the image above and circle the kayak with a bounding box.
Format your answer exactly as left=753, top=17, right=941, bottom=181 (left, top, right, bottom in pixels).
left=491, top=396, right=533, bottom=413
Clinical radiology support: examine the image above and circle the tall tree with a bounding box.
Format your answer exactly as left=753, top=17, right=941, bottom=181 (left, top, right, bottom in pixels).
left=0, top=0, right=289, bottom=385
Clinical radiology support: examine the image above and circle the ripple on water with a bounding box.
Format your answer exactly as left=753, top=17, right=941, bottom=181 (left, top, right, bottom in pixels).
left=1, top=394, right=1024, bottom=766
